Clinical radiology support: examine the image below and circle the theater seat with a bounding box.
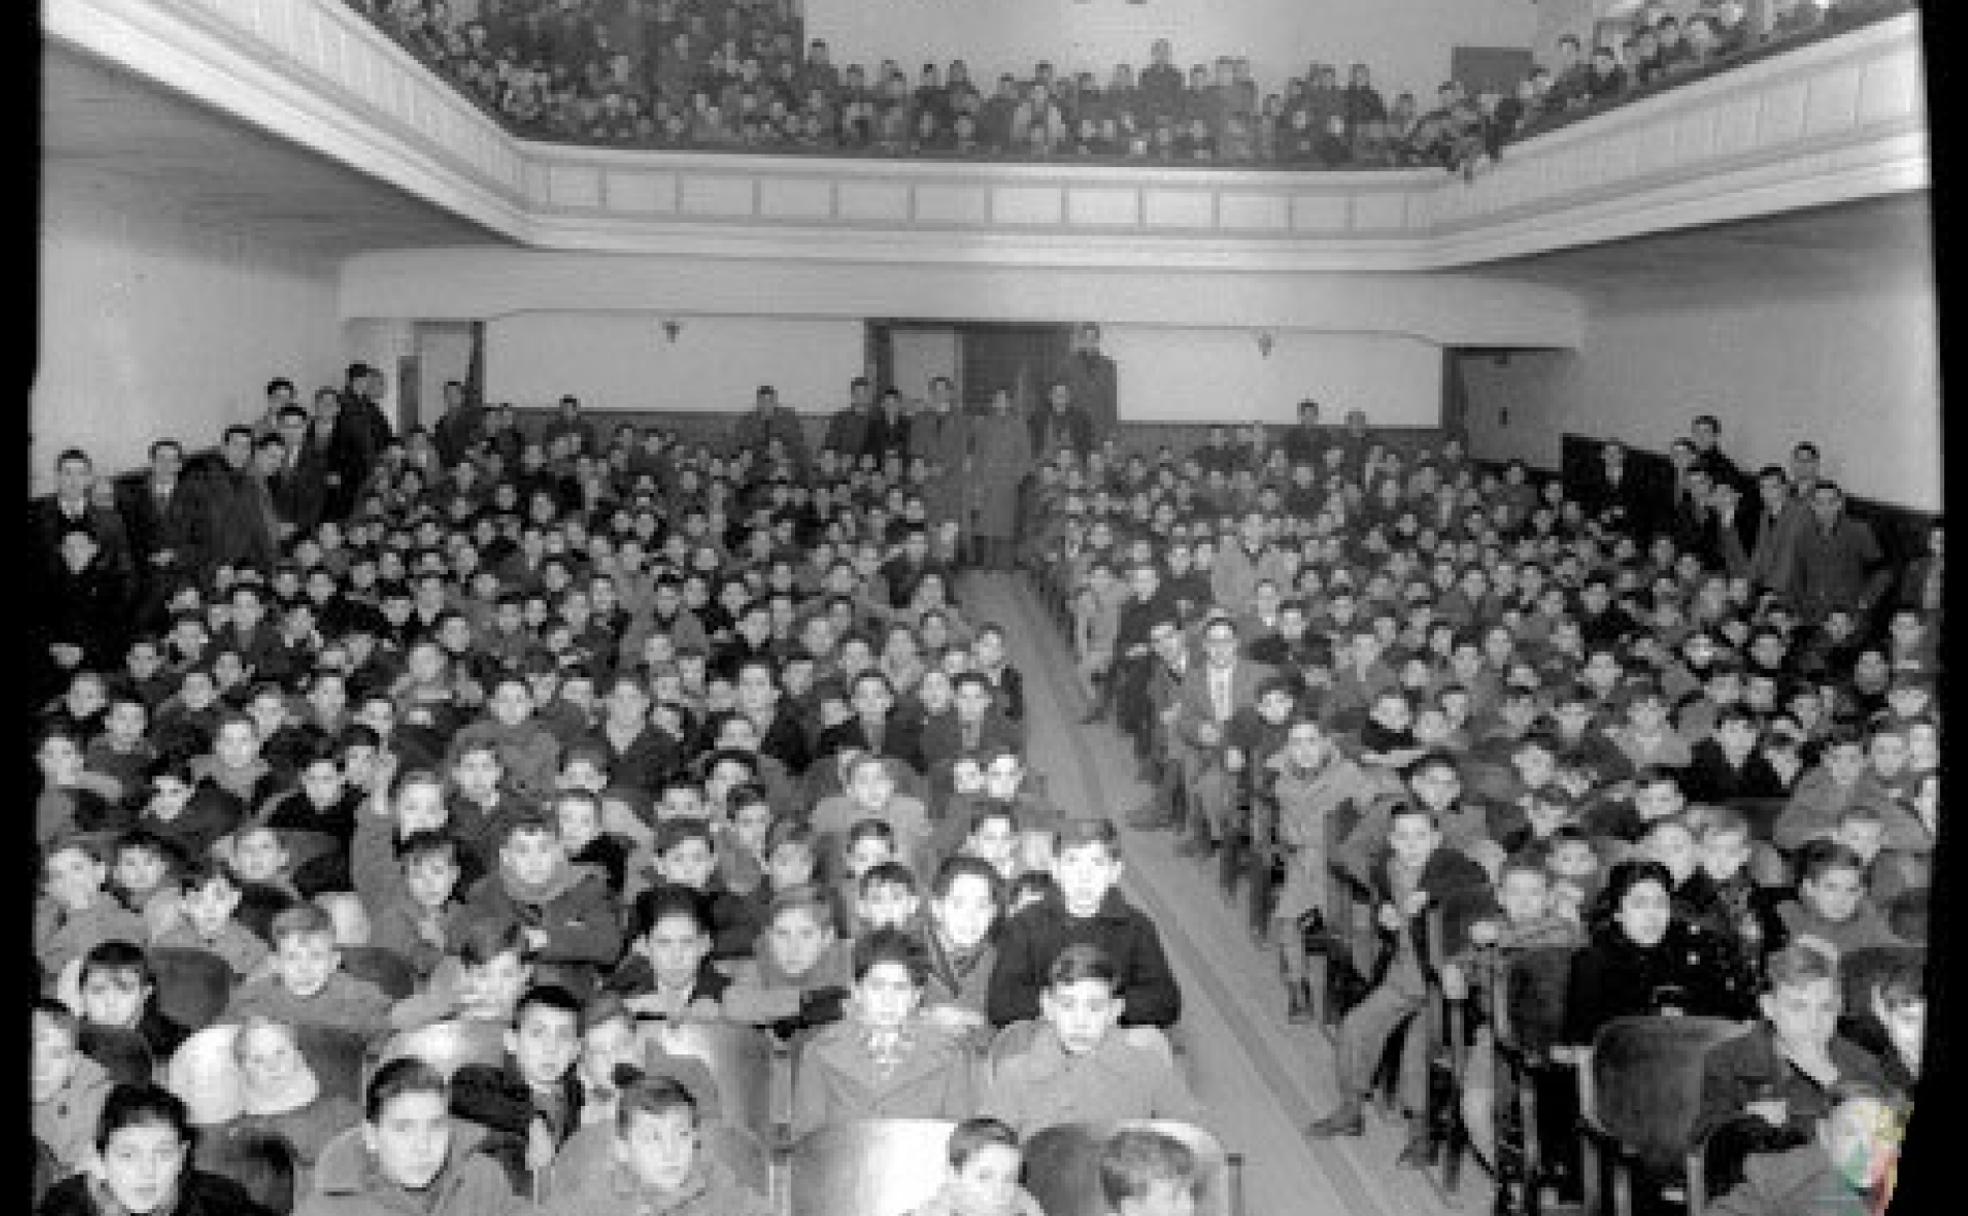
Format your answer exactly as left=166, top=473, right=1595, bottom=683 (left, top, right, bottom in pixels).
left=148, top=946, right=237, bottom=1028
left=1021, top=1119, right=1243, bottom=1216
left=785, top=1117, right=957, bottom=1216
left=642, top=1018, right=778, bottom=1144
left=201, top=1126, right=299, bottom=1216
left=336, top=945, right=420, bottom=1000
left=293, top=1023, right=373, bottom=1106
left=376, top=1018, right=508, bottom=1082
left=1578, top=1015, right=1748, bottom=1216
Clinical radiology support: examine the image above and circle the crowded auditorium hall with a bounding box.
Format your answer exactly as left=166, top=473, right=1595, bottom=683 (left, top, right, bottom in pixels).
left=31, top=2, right=1940, bottom=1216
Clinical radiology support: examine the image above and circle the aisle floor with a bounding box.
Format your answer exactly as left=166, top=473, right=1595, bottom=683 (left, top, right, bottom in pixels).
left=965, top=570, right=1490, bottom=1216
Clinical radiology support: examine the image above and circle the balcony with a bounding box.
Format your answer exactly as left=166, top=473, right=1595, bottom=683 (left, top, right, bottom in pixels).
left=47, top=0, right=1926, bottom=273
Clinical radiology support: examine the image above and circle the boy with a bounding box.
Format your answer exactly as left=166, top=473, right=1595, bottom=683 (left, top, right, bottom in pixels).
left=1777, top=841, right=1904, bottom=961
left=464, top=813, right=623, bottom=982
left=553, top=788, right=632, bottom=898
left=904, top=1117, right=1046, bottom=1216
left=789, top=926, right=976, bottom=1139
left=76, top=939, right=191, bottom=1061
left=855, top=860, right=926, bottom=937
left=1307, top=800, right=1492, bottom=1166
left=1440, top=857, right=1583, bottom=1169
left=640, top=816, right=760, bottom=959
left=451, top=983, right=588, bottom=1195
left=981, top=943, right=1203, bottom=1138
left=368, top=829, right=473, bottom=978
left=389, top=917, right=538, bottom=1034
left=151, top=856, right=271, bottom=977
left=607, top=885, right=729, bottom=1019
left=988, top=817, right=1183, bottom=1030
left=837, top=817, right=903, bottom=934
left=36, top=832, right=149, bottom=978
left=448, top=673, right=563, bottom=801
left=222, top=821, right=305, bottom=941
left=33, top=997, right=114, bottom=1176
left=721, top=884, right=854, bottom=1040
left=1267, top=713, right=1376, bottom=1021
left=540, top=1073, right=773, bottom=1216
left=921, top=855, right=1004, bottom=1041
left=1542, top=828, right=1604, bottom=925
left=297, top=1056, right=519, bottom=1216
left=110, top=828, right=184, bottom=932
left=1678, top=807, right=1784, bottom=953
left=1773, top=726, right=1889, bottom=851
left=1096, top=1126, right=1204, bottom=1216
left=223, top=903, right=392, bottom=1033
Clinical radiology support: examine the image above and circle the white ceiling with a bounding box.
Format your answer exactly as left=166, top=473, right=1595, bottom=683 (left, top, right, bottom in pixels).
left=40, top=41, right=1937, bottom=301
left=41, top=44, right=506, bottom=257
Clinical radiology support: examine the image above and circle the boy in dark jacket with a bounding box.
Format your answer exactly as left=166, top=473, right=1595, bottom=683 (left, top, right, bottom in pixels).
left=1307, top=800, right=1492, bottom=1165
left=464, top=812, right=624, bottom=993
left=449, top=983, right=587, bottom=1197
left=986, top=816, right=1182, bottom=1030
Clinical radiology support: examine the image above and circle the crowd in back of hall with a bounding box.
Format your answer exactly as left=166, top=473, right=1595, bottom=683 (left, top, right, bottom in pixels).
left=347, top=0, right=1916, bottom=174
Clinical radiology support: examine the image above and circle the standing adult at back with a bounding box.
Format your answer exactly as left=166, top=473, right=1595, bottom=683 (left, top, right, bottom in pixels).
left=1057, top=323, right=1118, bottom=445
left=910, top=375, right=972, bottom=535
left=327, top=364, right=394, bottom=518
left=31, top=447, right=134, bottom=584
left=182, top=425, right=280, bottom=583
left=430, top=380, right=486, bottom=468
left=732, top=385, right=809, bottom=474
left=1028, top=382, right=1093, bottom=462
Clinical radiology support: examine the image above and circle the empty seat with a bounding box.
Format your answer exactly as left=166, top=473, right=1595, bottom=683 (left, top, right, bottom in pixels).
left=1579, top=1015, right=1748, bottom=1216
left=1022, top=1119, right=1243, bottom=1216
left=786, top=1118, right=958, bottom=1216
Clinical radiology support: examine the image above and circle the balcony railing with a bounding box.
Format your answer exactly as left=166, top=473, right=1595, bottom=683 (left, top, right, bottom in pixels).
left=48, top=0, right=1926, bottom=271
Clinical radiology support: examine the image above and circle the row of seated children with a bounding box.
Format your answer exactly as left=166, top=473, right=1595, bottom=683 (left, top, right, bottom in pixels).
left=34, top=1041, right=1213, bottom=1216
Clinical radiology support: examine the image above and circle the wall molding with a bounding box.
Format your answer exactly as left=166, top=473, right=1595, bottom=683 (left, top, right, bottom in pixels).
left=47, top=0, right=1926, bottom=275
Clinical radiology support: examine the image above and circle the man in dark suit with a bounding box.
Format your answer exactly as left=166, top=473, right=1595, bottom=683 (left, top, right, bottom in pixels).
left=1577, top=440, right=1658, bottom=538
left=1172, top=614, right=1276, bottom=855
left=1028, top=380, right=1094, bottom=461
left=263, top=406, right=329, bottom=539
left=921, top=670, right=1024, bottom=775
left=861, top=387, right=913, bottom=465
left=30, top=447, right=133, bottom=583
left=1056, top=322, right=1118, bottom=445
left=815, top=670, right=926, bottom=775
left=116, top=438, right=200, bottom=629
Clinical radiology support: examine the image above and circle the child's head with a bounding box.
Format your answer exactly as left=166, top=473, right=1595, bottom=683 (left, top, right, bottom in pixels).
left=963, top=804, right=1021, bottom=874
left=652, top=816, right=719, bottom=890
left=362, top=1057, right=453, bottom=1192
left=766, top=820, right=817, bottom=888
left=1495, top=857, right=1553, bottom=926
left=232, top=1015, right=316, bottom=1108
left=1050, top=818, right=1123, bottom=918
left=1097, top=1126, right=1199, bottom=1216
left=942, top=1117, right=1025, bottom=1216
left=230, top=823, right=291, bottom=885
left=1637, top=815, right=1698, bottom=885
left=397, top=830, right=463, bottom=910
left=451, top=739, right=503, bottom=800
left=763, top=884, right=836, bottom=977
left=79, top=940, right=156, bottom=1029
left=857, top=861, right=922, bottom=931
left=1008, top=870, right=1059, bottom=917
left=43, top=833, right=110, bottom=910
left=507, top=983, right=583, bottom=1091
left=32, top=998, right=83, bottom=1104
left=850, top=926, right=929, bottom=1032
left=1544, top=826, right=1599, bottom=882
left=315, top=890, right=372, bottom=946
left=1870, top=958, right=1925, bottom=1071
left=267, top=904, right=341, bottom=998
left=1833, top=801, right=1889, bottom=862
left=728, top=787, right=775, bottom=855
left=930, top=855, right=1003, bottom=953
left=499, top=813, right=568, bottom=887
left=844, top=817, right=899, bottom=878
left=612, top=1074, right=702, bottom=1195
left=1795, top=840, right=1869, bottom=924
left=847, top=754, right=898, bottom=810
left=93, top=1083, right=196, bottom=1215
left=1631, top=768, right=1687, bottom=823
left=1385, top=800, right=1443, bottom=870
left=455, top=919, right=535, bottom=1019
left=1040, top=943, right=1125, bottom=1056
left=552, top=790, right=603, bottom=853
left=1695, top=808, right=1752, bottom=881
left=1758, top=942, right=1839, bottom=1047
left=630, top=886, right=713, bottom=987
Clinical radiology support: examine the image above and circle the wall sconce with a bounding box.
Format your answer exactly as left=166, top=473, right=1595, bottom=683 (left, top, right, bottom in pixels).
left=1255, top=330, right=1274, bottom=358
left=660, top=318, right=683, bottom=344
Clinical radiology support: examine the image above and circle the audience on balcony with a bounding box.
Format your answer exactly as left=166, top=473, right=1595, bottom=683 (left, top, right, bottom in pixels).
left=348, top=0, right=1911, bottom=175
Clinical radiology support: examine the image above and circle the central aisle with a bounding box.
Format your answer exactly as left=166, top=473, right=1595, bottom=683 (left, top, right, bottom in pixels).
left=961, top=569, right=1487, bottom=1216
